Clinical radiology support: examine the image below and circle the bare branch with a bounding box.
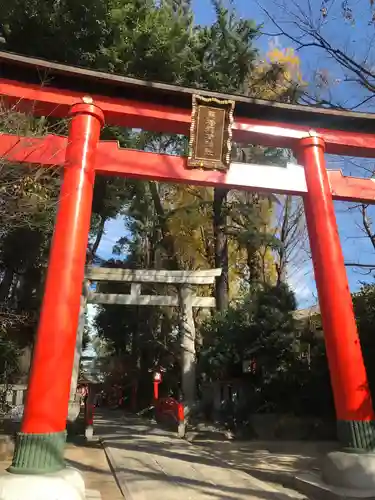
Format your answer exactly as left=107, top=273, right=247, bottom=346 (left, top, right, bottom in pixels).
left=360, top=204, right=375, bottom=251
left=259, top=4, right=375, bottom=98
left=345, top=263, right=375, bottom=268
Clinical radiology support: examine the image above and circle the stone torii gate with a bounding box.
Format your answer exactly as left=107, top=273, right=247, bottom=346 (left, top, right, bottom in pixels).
left=2, top=51, right=375, bottom=497
left=84, top=267, right=221, bottom=412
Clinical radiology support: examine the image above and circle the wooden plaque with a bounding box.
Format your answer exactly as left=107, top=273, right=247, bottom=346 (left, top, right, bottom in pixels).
left=188, top=95, right=235, bottom=171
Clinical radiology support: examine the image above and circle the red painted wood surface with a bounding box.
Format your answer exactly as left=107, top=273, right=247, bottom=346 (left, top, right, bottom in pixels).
left=153, top=381, right=159, bottom=401
left=155, top=397, right=184, bottom=424
left=298, top=137, right=374, bottom=422
left=85, top=402, right=94, bottom=427
left=21, top=104, right=104, bottom=433
left=0, top=134, right=66, bottom=165
left=2, top=78, right=375, bottom=157
left=1, top=133, right=375, bottom=203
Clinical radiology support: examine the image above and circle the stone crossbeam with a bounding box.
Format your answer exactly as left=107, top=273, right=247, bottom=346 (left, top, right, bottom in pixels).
left=85, top=268, right=222, bottom=285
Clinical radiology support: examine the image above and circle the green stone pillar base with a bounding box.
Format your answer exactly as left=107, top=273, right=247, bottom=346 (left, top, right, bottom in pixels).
left=337, top=420, right=375, bottom=452
left=8, top=431, right=67, bottom=474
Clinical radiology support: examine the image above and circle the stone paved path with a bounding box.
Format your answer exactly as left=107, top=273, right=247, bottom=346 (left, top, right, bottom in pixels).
left=65, top=440, right=123, bottom=499
left=188, top=437, right=337, bottom=495
left=96, top=411, right=307, bottom=500
left=0, top=436, right=123, bottom=500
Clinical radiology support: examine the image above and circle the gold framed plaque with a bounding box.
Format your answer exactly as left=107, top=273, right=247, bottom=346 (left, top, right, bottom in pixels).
left=187, top=94, right=235, bottom=171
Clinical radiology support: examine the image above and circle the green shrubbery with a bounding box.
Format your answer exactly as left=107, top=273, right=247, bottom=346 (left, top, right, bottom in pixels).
left=199, top=283, right=335, bottom=419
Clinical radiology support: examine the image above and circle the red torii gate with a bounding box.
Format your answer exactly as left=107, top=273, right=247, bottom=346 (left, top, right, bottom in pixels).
left=1, top=51, right=375, bottom=492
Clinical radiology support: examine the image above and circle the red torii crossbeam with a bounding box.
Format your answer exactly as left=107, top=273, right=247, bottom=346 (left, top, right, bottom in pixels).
left=2, top=77, right=375, bottom=157
left=2, top=134, right=375, bottom=203
left=1, top=51, right=375, bottom=486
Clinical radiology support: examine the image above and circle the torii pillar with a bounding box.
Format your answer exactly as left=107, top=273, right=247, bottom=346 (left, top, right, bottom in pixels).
left=0, top=99, right=104, bottom=500
left=297, top=135, right=375, bottom=490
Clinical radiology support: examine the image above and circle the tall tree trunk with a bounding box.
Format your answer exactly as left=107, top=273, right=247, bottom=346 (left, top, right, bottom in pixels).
left=87, top=215, right=107, bottom=264
left=360, top=204, right=375, bottom=251
left=213, top=188, right=229, bottom=311
left=148, top=181, right=180, bottom=270
left=276, top=196, right=291, bottom=285
left=247, top=244, right=262, bottom=283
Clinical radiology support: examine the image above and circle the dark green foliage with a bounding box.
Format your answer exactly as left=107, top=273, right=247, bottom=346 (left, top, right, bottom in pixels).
left=193, top=1, right=258, bottom=93
left=0, top=227, right=52, bottom=349
left=287, top=317, right=334, bottom=418
left=0, top=328, right=20, bottom=386
left=103, top=0, right=200, bottom=82
left=199, top=283, right=296, bottom=379
left=199, top=284, right=336, bottom=417
left=0, top=0, right=110, bottom=67
left=353, top=284, right=375, bottom=399
left=0, top=0, right=258, bottom=95
left=199, top=284, right=296, bottom=404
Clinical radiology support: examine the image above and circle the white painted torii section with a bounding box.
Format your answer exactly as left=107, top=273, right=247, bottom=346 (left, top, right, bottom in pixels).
left=81, top=267, right=222, bottom=412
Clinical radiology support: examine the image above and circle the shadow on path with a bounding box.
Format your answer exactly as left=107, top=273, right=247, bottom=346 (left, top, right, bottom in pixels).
left=95, top=411, right=307, bottom=500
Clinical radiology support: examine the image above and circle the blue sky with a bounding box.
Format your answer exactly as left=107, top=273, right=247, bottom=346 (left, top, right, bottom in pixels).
left=95, top=0, right=375, bottom=308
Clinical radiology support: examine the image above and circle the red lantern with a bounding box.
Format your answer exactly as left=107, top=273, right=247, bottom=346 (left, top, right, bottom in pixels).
left=153, top=371, right=162, bottom=401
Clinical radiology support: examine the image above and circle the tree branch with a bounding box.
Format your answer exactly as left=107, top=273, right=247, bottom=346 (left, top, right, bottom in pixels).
left=345, top=263, right=375, bottom=269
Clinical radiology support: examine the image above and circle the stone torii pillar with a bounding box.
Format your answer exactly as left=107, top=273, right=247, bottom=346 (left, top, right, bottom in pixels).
left=69, top=280, right=92, bottom=400
left=178, top=284, right=196, bottom=418
left=85, top=267, right=222, bottom=421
